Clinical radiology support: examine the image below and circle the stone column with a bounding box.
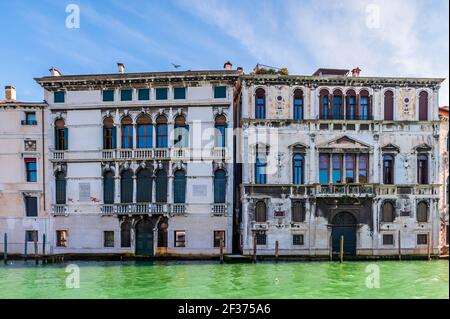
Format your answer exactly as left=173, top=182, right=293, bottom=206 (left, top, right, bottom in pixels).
left=242, top=84, right=249, bottom=118
left=168, top=163, right=173, bottom=204
left=310, top=87, right=316, bottom=120
left=114, top=162, right=120, bottom=203
left=132, top=174, right=137, bottom=203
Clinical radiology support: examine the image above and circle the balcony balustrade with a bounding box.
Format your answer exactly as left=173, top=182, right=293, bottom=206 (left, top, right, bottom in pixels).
left=211, top=203, right=228, bottom=216
left=171, top=203, right=187, bottom=215
left=100, top=203, right=169, bottom=215
left=51, top=204, right=68, bottom=215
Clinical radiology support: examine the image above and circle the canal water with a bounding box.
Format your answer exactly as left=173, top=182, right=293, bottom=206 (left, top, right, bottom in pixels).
left=0, top=260, right=448, bottom=299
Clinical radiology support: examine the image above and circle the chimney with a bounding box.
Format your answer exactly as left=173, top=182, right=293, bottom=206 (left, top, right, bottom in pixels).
left=351, top=67, right=361, bottom=77
left=223, top=61, right=232, bottom=70
left=117, top=63, right=125, bottom=74
left=49, top=67, right=62, bottom=76
left=237, top=66, right=244, bottom=75
left=5, top=85, right=16, bottom=101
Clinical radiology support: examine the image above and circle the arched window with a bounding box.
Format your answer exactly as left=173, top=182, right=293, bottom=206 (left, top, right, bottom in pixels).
left=382, top=201, right=395, bottom=222
left=156, top=115, right=168, bottom=148
left=293, top=89, right=303, bottom=120
left=384, top=90, right=394, bottom=121
left=136, top=114, right=153, bottom=149
left=173, top=170, right=186, bottom=203
left=333, top=89, right=343, bottom=120
left=120, top=221, right=131, bottom=248
left=121, top=116, right=133, bottom=149
left=416, top=201, right=428, bottom=222
left=214, top=169, right=226, bottom=203
left=174, top=115, right=188, bottom=148
left=383, top=154, right=395, bottom=184
left=103, top=117, right=116, bottom=149
left=319, top=154, right=330, bottom=184
left=54, top=119, right=68, bottom=150
left=417, top=154, right=428, bottom=184
left=214, top=115, right=227, bottom=147
left=155, top=169, right=167, bottom=203
left=346, top=90, right=356, bottom=120
left=419, top=91, right=428, bottom=121
left=55, top=171, right=66, bottom=204
left=255, top=201, right=266, bottom=222
left=103, top=171, right=115, bottom=204
left=136, top=168, right=152, bottom=203
left=332, top=154, right=343, bottom=183
left=255, top=88, right=266, bottom=119
left=120, top=170, right=133, bottom=203
left=292, top=201, right=305, bottom=222
left=255, top=145, right=268, bottom=184
left=345, top=154, right=355, bottom=183
left=359, top=90, right=370, bottom=120
left=293, top=153, right=304, bottom=184
left=319, top=89, right=329, bottom=120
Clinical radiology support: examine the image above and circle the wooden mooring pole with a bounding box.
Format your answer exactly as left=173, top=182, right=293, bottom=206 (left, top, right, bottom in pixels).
left=339, top=235, right=344, bottom=263
left=252, top=233, right=257, bottom=263
left=428, top=231, right=431, bottom=261
left=34, top=236, right=38, bottom=265
left=398, top=230, right=401, bottom=261
left=275, top=240, right=279, bottom=262
left=3, top=233, right=7, bottom=264
left=329, top=234, right=333, bottom=261
left=219, top=238, right=224, bottom=264
left=24, top=233, right=28, bottom=262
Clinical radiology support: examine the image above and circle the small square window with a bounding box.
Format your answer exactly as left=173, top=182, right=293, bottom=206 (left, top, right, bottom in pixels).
left=56, top=230, right=68, bottom=247
left=54, top=91, right=65, bottom=103
left=213, top=231, right=225, bottom=248
left=138, top=88, right=150, bottom=100
left=156, top=88, right=168, bottom=100
left=25, top=158, right=37, bottom=182
left=173, top=87, right=186, bottom=100
left=104, top=231, right=114, bottom=247
left=214, top=86, right=226, bottom=99
left=293, top=234, right=304, bottom=246
left=26, top=230, right=38, bottom=242
left=22, top=112, right=37, bottom=125
left=255, top=233, right=267, bottom=245
left=103, top=90, right=115, bottom=102
left=121, top=89, right=132, bottom=101
left=383, top=234, right=394, bottom=245
left=25, top=196, right=38, bottom=217
left=417, top=234, right=428, bottom=245
left=174, top=230, right=186, bottom=247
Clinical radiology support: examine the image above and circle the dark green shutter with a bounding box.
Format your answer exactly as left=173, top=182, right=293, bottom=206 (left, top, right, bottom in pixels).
left=136, top=169, right=152, bottom=202
left=54, top=127, right=59, bottom=149
left=214, top=170, right=226, bottom=203
left=155, top=170, right=167, bottom=203
left=63, top=128, right=68, bottom=150
left=112, top=127, right=117, bottom=149
left=55, top=173, right=66, bottom=204
left=103, top=172, right=115, bottom=204
left=25, top=197, right=38, bottom=217
left=120, top=170, right=133, bottom=203
left=173, top=171, right=186, bottom=203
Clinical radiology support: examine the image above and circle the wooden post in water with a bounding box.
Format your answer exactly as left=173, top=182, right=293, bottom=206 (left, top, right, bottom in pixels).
left=275, top=240, right=279, bottom=262
left=398, top=230, right=401, bottom=260
left=24, top=233, right=28, bottom=262
left=252, top=233, right=257, bottom=263
left=427, top=231, right=431, bottom=261
left=43, top=233, right=46, bottom=256
left=3, top=233, right=7, bottom=264
left=34, top=236, right=38, bottom=265
left=329, top=234, right=333, bottom=261
left=339, top=235, right=344, bottom=263
left=219, top=238, right=224, bottom=264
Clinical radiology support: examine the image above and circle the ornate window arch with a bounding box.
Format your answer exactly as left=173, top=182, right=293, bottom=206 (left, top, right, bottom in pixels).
left=121, top=116, right=133, bottom=149
left=255, top=201, right=267, bottom=222
left=255, top=88, right=266, bottom=119
left=381, top=201, right=395, bottom=222
left=418, top=91, right=428, bottom=121
left=136, top=114, right=153, bottom=149
left=293, top=89, right=303, bottom=120
left=156, top=115, right=168, bottom=148
left=174, top=115, right=188, bottom=148
left=214, top=114, right=227, bottom=147
left=384, top=90, right=394, bottom=121
left=332, top=89, right=343, bottom=120
left=416, top=201, right=428, bottom=222
left=345, top=89, right=356, bottom=120
left=54, top=118, right=68, bottom=150
left=319, top=88, right=330, bottom=120
left=292, top=200, right=305, bottom=222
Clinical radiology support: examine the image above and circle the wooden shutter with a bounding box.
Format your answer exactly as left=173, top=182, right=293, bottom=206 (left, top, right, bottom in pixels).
left=173, top=171, right=186, bottom=203
left=103, top=173, right=115, bottom=204
left=136, top=169, right=152, bottom=202
left=120, top=171, right=133, bottom=203
left=155, top=170, right=168, bottom=203
left=214, top=170, right=226, bottom=203
left=63, top=128, right=68, bottom=150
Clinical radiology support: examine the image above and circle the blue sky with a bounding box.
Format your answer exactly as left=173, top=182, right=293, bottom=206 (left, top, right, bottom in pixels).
left=0, top=0, right=448, bottom=104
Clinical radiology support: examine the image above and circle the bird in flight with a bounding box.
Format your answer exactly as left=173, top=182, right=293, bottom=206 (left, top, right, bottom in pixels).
left=172, top=63, right=181, bottom=69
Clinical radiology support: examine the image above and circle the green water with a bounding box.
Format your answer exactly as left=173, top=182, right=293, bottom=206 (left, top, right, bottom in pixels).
left=0, top=260, right=448, bottom=299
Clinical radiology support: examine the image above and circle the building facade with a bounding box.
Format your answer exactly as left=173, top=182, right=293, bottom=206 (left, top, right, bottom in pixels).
left=238, top=69, right=444, bottom=257
left=0, top=86, right=49, bottom=254
left=34, top=66, right=239, bottom=256
left=438, top=106, right=449, bottom=255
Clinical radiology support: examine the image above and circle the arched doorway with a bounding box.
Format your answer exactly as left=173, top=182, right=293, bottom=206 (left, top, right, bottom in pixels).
left=331, top=212, right=357, bottom=255
left=135, top=219, right=154, bottom=256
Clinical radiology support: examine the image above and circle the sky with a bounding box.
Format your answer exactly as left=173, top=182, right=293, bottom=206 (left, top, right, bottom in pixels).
left=0, top=0, right=448, bottom=105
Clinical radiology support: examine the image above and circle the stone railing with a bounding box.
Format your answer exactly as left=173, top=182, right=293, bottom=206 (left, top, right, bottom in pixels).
left=100, top=203, right=170, bottom=215
left=315, top=184, right=375, bottom=197
left=171, top=203, right=187, bottom=215
left=52, top=151, right=66, bottom=160
left=211, top=203, right=228, bottom=216
left=51, top=204, right=68, bottom=215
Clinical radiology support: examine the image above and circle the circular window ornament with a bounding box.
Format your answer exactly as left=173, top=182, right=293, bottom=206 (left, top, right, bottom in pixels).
left=404, top=98, right=410, bottom=103
left=277, top=95, right=283, bottom=101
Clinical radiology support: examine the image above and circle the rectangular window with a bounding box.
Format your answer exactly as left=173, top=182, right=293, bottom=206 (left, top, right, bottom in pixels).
left=173, top=87, right=186, bottom=99
left=214, top=86, right=226, bottom=99
left=345, top=154, right=355, bottom=183
left=138, top=88, right=150, bottom=101
left=54, top=91, right=65, bottom=103
left=155, top=88, right=168, bottom=100
left=417, top=234, right=428, bottom=245
left=213, top=231, right=226, bottom=248
left=255, top=233, right=267, bottom=245
left=319, top=154, right=330, bottom=184
left=22, top=112, right=37, bottom=125
left=25, top=158, right=37, bottom=182
left=174, top=230, right=186, bottom=247
left=293, top=98, right=303, bottom=120
left=120, top=89, right=132, bottom=101
left=56, top=230, right=68, bottom=247
left=332, top=154, right=342, bottom=183
left=383, top=234, right=394, bottom=245
left=156, top=124, right=168, bottom=148
left=255, top=150, right=267, bottom=184
left=359, top=154, right=368, bottom=183
left=348, top=96, right=356, bottom=120
left=293, top=234, right=304, bottom=246
left=360, top=96, right=369, bottom=120
left=333, top=96, right=342, bottom=119
left=122, top=125, right=133, bottom=149
left=102, top=89, right=115, bottom=102
left=25, top=230, right=38, bottom=242
left=25, top=196, right=38, bottom=217
left=104, top=231, right=114, bottom=247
